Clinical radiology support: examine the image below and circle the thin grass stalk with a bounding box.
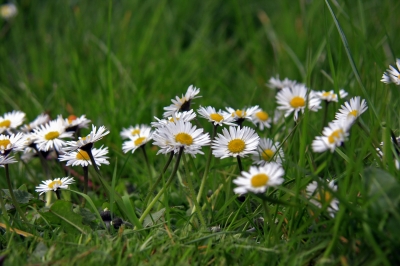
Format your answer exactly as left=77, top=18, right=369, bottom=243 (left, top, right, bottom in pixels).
left=4, top=164, right=27, bottom=222
left=81, top=166, right=89, bottom=207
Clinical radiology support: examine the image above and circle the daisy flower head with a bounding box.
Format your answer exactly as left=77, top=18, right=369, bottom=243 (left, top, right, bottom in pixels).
left=152, top=120, right=210, bottom=156
left=251, top=108, right=272, bottom=130
left=233, top=163, right=284, bottom=195
left=276, top=84, right=321, bottom=121
left=152, top=110, right=197, bottom=129
left=266, top=76, right=297, bottom=90
left=35, top=177, right=75, bottom=195
left=0, top=3, right=17, bottom=20
left=212, top=126, right=259, bottom=159
left=334, top=96, right=368, bottom=126
left=64, top=114, right=91, bottom=131
left=376, top=136, right=400, bottom=169
left=225, top=106, right=259, bottom=127
left=0, top=154, right=18, bottom=167
left=59, top=146, right=110, bottom=167
left=311, top=121, right=349, bottom=153
left=316, top=89, right=348, bottom=102
left=65, top=125, right=110, bottom=152
left=306, top=180, right=339, bottom=217
left=381, top=59, right=400, bottom=85
left=197, top=106, right=236, bottom=126
left=33, top=117, right=73, bottom=152
left=252, top=138, right=284, bottom=165
left=120, top=124, right=152, bottom=139
left=21, top=113, right=50, bottom=132
left=0, top=132, right=26, bottom=156
left=122, top=127, right=153, bottom=154
left=163, top=85, right=201, bottom=117
left=0, top=110, right=25, bottom=134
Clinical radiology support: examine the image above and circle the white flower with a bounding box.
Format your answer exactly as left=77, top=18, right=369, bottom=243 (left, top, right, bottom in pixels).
left=252, top=138, right=284, bottom=165
left=376, top=136, right=400, bottom=169
left=33, top=117, right=73, bottom=152
left=212, top=126, right=259, bottom=159
left=233, top=163, right=284, bottom=194
left=306, top=180, right=339, bottom=217
left=122, top=127, right=153, bottom=154
left=381, top=59, right=400, bottom=85
left=120, top=124, right=152, bottom=139
left=276, top=84, right=321, bottom=120
left=251, top=108, right=272, bottom=130
left=21, top=113, right=50, bottom=132
left=35, top=177, right=75, bottom=195
left=0, top=110, right=25, bottom=134
left=152, top=120, right=210, bottom=156
left=0, top=3, right=17, bottom=20
left=312, top=121, right=349, bottom=153
left=0, top=154, right=17, bottom=167
left=163, top=85, right=201, bottom=117
left=64, top=125, right=110, bottom=151
left=225, top=106, right=259, bottom=122
left=266, top=76, right=297, bottom=90
left=334, top=96, right=367, bottom=126
left=197, top=106, right=236, bottom=126
left=64, top=114, right=91, bottom=130
left=316, top=89, right=348, bottom=102
left=152, top=110, right=196, bottom=128
left=0, top=132, right=26, bottom=156
left=59, top=146, right=110, bottom=167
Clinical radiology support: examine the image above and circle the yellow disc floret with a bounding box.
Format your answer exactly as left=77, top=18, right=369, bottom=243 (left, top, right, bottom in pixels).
left=134, top=137, right=146, bottom=146
left=228, top=139, right=245, bottom=153
left=175, top=133, right=193, bottom=145
left=261, top=149, right=274, bottom=161
left=76, top=150, right=90, bottom=160
left=45, top=131, right=60, bottom=140
left=210, top=113, right=223, bottom=122
left=290, top=96, right=305, bottom=108
left=251, top=173, right=269, bottom=187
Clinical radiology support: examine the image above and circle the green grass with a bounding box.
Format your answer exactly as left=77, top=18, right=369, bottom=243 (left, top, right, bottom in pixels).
left=1, top=0, right=400, bottom=264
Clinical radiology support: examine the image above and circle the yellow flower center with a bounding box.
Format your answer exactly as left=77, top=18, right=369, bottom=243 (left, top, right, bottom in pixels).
left=328, top=129, right=343, bottom=144
left=255, top=111, right=269, bottom=121
left=261, top=149, right=274, bottom=161
left=316, top=191, right=332, bottom=203
left=0, top=120, right=11, bottom=128
left=210, top=113, right=223, bottom=122
left=131, top=129, right=140, bottom=135
left=67, top=115, right=77, bottom=124
left=251, top=173, right=269, bottom=187
left=232, top=110, right=245, bottom=118
left=349, top=110, right=358, bottom=117
left=76, top=150, right=90, bottom=160
left=228, top=139, right=245, bottom=153
left=0, top=139, right=11, bottom=148
left=134, top=137, right=146, bottom=146
left=290, top=96, right=305, bottom=108
left=322, top=91, right=331, bottom=97
left=45, top=131, right=60, bottom=140
left=175, top=133, right=193, bottom=145
left=48, top=180, right=62, bottom=189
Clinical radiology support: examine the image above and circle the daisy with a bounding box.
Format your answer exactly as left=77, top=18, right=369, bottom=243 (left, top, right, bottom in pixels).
left=0, top=110, right=25, bottom=134
left=232, top=163, right=284, bottom=194
left=163, top=85, right=201, bottom=117
left=316, top=89, right=348, bottom=102
left=251, top=108, right=272, bottom=130
left=152, top=120, right=210, bottom=156
left=0, top=3, right=17, bottom=20
left=212, top=126, right=259, bottom=159
left=334, top=96, right=368, bottom=126
left=120, top=124, right=152, bottom=139
left=0, top=154, right=18, bottom=167
left=64, top=125, right=110, bottom=152
left=312, top=121, right=349, bottom=153
left=33, top=117, right=73, bottom=152
left=197, top=106, right=236, bottom=126
left=122, top=127, right=153, bottom=154
left=276, top=84, right=321, bottom=120
left=381, top=59, right=400, bottom=85
left=21, top=113, right=50, bottom=132
left=64, top=114, right=91, bottom=131
left=306, top=180, right=339, bottom=217
left=35, top=177, right=75, bottom=195
left=266, top=76, right=297, bottom=90
left=0, top=132, right=26, bottom=156
left=152, top=110, right=197, bottom=128
left=59, top=146, right=110, bottom=167
left=376, top=136, right=400, bottom=169
left=252, top=138, right=284, bottom=165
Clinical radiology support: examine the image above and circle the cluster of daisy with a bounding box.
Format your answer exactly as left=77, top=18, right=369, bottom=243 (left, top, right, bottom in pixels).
left=0, top=110, right=110, bottom=197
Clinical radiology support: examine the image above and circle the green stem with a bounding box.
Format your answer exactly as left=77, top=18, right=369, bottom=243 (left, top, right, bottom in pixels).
left=81, top=166, right=89, bottom=207
left=138, top=148, right=183, bottom=224
left=183, top=154, right=206, bottom=228
left=144, top=152, right=174, bottom=206
left=4, top=164, right=28, bottom=222
left=236, top=156, right=243, bottom=172
left=141, top=145, right=153, bottom=187
left=54, top=190, right=61, bottom=200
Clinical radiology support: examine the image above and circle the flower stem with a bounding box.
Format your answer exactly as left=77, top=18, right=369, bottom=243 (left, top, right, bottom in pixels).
left=81, top=166, right=89, bottom=207
left=141, top=145, right=153, bottom=187
left=54, top=190, right=61, bottom=200
left=138, top=148, right=183, bottom=225
left=4, top=164, right=28, bottom=222
left=236, top=156, right=243, bottom=172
